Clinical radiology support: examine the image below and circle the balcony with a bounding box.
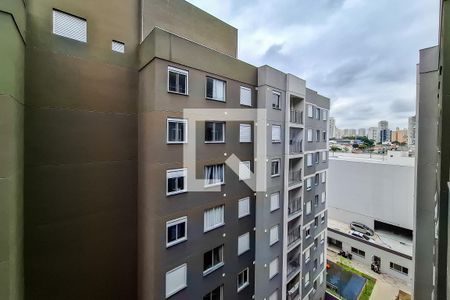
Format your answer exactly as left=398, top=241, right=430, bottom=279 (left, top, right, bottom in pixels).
left=287, top=255, right=301, bottom=277
left=289, top=140, right=303, bottom=155
left=288, top=169, right=302, bottom=186
left=287, top=281, right=300, bottom=300
left=290, top=110, right=303, bottom=125
left=288, top=226, right=301, bottom=246
left=288, top=196, right=302, bottom=216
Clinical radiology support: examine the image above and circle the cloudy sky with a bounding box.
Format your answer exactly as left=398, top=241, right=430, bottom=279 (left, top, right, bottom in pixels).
left=186, top=0, right=439, bottom=129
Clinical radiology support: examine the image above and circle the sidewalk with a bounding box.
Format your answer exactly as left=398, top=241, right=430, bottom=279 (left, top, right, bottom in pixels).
left=327, top=250, right=412, bottom=300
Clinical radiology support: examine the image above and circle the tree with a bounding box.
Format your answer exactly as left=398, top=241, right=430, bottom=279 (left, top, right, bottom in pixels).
left=358, top=144, right=367, bottom=151
left=330, top=145, right=341, bottom=156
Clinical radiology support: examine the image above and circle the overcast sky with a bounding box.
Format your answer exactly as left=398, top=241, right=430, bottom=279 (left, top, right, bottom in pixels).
left=186, top=0, right=439, bottom=129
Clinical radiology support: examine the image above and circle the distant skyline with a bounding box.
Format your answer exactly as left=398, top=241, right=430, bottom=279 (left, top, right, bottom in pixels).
left=187, top=0, right=439, bottom=128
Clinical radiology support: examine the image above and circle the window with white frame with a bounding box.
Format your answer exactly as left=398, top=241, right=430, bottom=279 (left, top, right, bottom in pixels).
left=203, top=285, right=223, bottom=300
left=269, top=225, right=279, bottom=246
left=307, top=105, right=313, bottom=118
left=52, top=10, right=87, bottom=43
left=271, top=159, right=280, bottom=177
left=315, top=108, right=321, bottom=120
left=166, top=168, right=187, bottom=195
left=206, top=77, right=226, bottom=101
left=166, top=217, right=187, bottom=247
left=272, top=91, right=281, bottom=109
left=314, top=195, right=319, bottom=207
left=240, top=86, right=252, bottom=106
left=316, top=130, right=321, bottom=141
left=204, top=205, right=225, bottom=232
left=323, top=110, right=327, bottom=121
left=238, top=232, right=250, bottom=255
left=237, top=268, right=249, bottom=292
left=167, top=118, right=187, bottom=143
left=322, top=131, right=327, bottom=141
left=269, top=290, right=278, bottom=300
left=269, top=257, right=279, bottom=279
left=112, top=40, right=125, bottom=53
left=322, top=151, right=327, bottom=162
left=315, top=174, right=320, bottom=185
left=305, top=225, right=311, bottom=238
left=307, top=129, right=313, bottom=142
left=203, top=245, right=224, bottom=275
left=314, top=216, right=319, bottom=227
left=239, top=124, right=252, bottom=143
left=239, top=161, right=251, bottom=180
left=165, top=264, right=187, bottom=298
left=304, top=271, right=310, bottom=287
left=305, top=247, right=311, bottom=263
left=238, top=197, right=250, bottom=218
left=205, top=122, right=225, bottom=143
left=272, top=125, right=281, bottom=142
left=319, top=271, right=324, bottom=285
left=307, top=153, right=313, bottom=166
left=168, top=66, right=188, bottom=95
left=306, top=178, right=312, bottom=190
left=306, top=201, right=312, bottom=215
left=321, top=192, right=326, bottom=203
left=321, top=212, right=325, bottom=223
left=322, top=171, right=326, bottom=183
left=270, top=192, right=280, bottom=212
left=315, top=152, right=320, bottom=164
left=320, top=231, right=325, bottom=243
left=204, top=164, right=225, bottom=186
left=320, top=252, right=324, bottom=265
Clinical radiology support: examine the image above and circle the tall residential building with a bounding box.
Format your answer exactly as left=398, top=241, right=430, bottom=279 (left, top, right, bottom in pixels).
left=408, top=116, right=416, bottom=146
left=0, top=1, right=329, bottom=300
left=329, top=117, right=336, bottom=139
left=342, top=128, right=356, bottom=137
left=378, top=120, right=390, bottom=143
left=368, top=127, right=379, bottom=142
left=391, top=128, right=408, bottom=144
left=357, top=128, right=366, bottom=137
left=335, top=128, right=343, bottom=139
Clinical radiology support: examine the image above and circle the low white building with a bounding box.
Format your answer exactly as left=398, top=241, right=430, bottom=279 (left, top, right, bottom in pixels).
left=327, top=152, right=414, bottom=286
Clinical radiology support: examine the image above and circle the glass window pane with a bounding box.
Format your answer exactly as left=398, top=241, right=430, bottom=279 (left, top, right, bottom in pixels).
left=206, top=78, right=214, bottom=98
left=167, top=225, right=177, bottom=242
left=178, top=73, right=186, bottom=94
left=169, top=72, right=177, bottom=92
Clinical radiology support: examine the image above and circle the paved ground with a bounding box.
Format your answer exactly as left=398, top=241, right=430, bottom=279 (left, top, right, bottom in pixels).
left=327, top=249, right=412, bottom=300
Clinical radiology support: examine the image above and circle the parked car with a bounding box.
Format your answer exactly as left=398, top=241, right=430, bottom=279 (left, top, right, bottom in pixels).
left=349, top=230, right=373, bottom=242
left=350, top=222, right=374, bottom=236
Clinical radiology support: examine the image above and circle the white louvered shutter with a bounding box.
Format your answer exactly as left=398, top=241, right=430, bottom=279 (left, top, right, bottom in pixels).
left=112, top=40, right=125, bottom=53
left=238, top=232, right=250, bottom=255
left=165, top=264, right=187, bottom=297
left=240, top=124, right=251, bottom=142
left=240, top=86, right=252, bottom=106
left=53, top=10, right=87, bottom=42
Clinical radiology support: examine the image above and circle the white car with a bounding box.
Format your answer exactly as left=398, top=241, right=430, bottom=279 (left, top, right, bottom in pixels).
left=348, top=230, right=373, bottom=242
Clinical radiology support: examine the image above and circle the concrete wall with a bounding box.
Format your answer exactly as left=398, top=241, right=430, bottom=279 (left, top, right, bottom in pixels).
left=0, top=0, right=26, bottom=299
left=328, top=158, right=414, bottom=231
left=142, top=0, right=237, bottom=57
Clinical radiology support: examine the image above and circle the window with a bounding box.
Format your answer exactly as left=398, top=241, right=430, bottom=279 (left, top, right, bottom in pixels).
left=205, top=164, right=225, bottom=186
left=307, top=129, right=313, bottom=142
left=269, top=290, right=278, bottom=300
left=321, top=192, right=326, bottom=203
left=320, top=231, right=325, bottom=243
left=204, top=205, right=225, bottom=232
left=305, top=225, right=311, bottom=238
left=307, top=105, right=313, bottom=118
left=112, top=40, right=125, bottom=53
left=167, top=118, right=187, bottom=143
left=321, top=171, right=326, bottom=183
left=239, top=161, right=251, bottom=180
left=305, top=247, right=311, bottom=263
left=315, top=108, right=321, bottom=120
left=314, top=216, right=319, bottom=227
left=270, top=192, right=280, bottom=212
left=306, top=201, right=312, bottom=215
left=307, top=153, right=313, bottom=166
left=304, top=271, right=310, bottom=287
left=316, top=130, right=321, bottom=142
left=238, top=232, right=250, bottom=255
left=306, top=178, right=312, bottom=190
left=166, top=264, right=187, bottom=298
left=206, top=77, right=226, bottom=101
left=237, top=268, right=249, bottom=292
left=322, top=131, right=327, bottom=141
left=272, top=91, right=281, bottom=109
left=52, top=10, right=87, bottom=43
left=166, top=217, right=187, bottom=247
left=313, top=258, right=318, bottom=271
left=322, top=151, right=327, bottom=162
left=271, top=159, right=280, bottom=177
left=320, top=252, right=324, bottom=265
left=314, top=195, right=319, bottom=207
left=315, top=152, right=320, bottom=164
left=238, top=197, right=250, bottom=218
left=166, top=168, right=187, bottom=196
left=351, top=247, right=366, bottom=258
left=272, top=125, right=281, bottom=142
left=203, top=245, right=224, bottom=275
left=269, top=257, right=279, bottom=279
left=205, top=122, right=225, bottom=143
left=321, top=212, right=325, bottom=223
left=203, top=285, right=223, bottom=300
left=323, top=110, right=328, bottom=121
left=390, top=262, right=409, bottom=275
left=315, top=174, right=320, bottom=185
left=270, top=225, right=279, bottom=246
left=239, top=124, right=252, bottom=143
left=168, top=66, right=188, bottom=95
left=240, top=86, right=252, bottom=106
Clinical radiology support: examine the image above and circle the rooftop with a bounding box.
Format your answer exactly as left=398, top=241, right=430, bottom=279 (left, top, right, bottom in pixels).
left=329, top=151, right=414, bottom=167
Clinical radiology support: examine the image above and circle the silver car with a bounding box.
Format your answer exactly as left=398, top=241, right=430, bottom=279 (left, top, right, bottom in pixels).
left=350, top=222, right=374, bottom=236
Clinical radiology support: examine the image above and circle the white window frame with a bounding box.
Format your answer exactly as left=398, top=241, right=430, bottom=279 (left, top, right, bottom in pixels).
left=166, top=216, right=187, bottom=248
left=305, top=247, right=311, bottom=263
left=203, top=245, right=224, bottom=276
left=321, top=192, right=326, bottom=203
left=239, top=161, right=251, bottom=180
left=204, top=205, right=225, bottom=232
left=238, top=197, right=250, bottom=219
left=270, top=225, right=279, bottom=246
left=306, top=178, right=312, bottom=191
left=269, top=257, right=279, bottom=279
left=270, top=192, right=280, bottom=212
left=323, top=110, right=328, bottom=121
left=271, top=159, right=281, bottom=177
left=237, top=268, right=250, bottom=292
left=166, top=168, right=187, bottom=196
left=167, top=66, right=189, bottom=95
left=52, top=10, right=87, bottom=43
left=304, top=271, right=310, bottom=287
left=315, top=108, right=321, bottom=120
left=306, top=201, right=312, bottom=215
left=322, top=151, right=327, bottom=162
left=204, top=164, right=225, bottom=187
left=307, top=129, right=313, bottom=142
left=320, top=252, right=324, bottom=265
left=272, top=91, right=281, bottom=109
left=240, top=86, right=252, bottom=106
left=305, top=224, right=311, bottom=239
left=321, top=171, right=326, bottom=183
left=167, top=118, right=188, bottom=144
left=165, top=264, right=187, bottom=298
left=307, top=153, right=313, bottom=166
left=205, top=121, right=225, bottom=143
left=206, top=77, right=226, bottom=102
left=272, top=125, right=282, bottom=143
left=239, top=124, right=252, bottom=143
left=238, top=232, right=250, bottom=255
left=307, top=105, right=313, bottom=118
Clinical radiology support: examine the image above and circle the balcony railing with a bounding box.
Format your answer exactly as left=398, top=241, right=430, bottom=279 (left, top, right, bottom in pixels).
left=289, top=140, right=303, bottom=154
left=288, top=226, right=302, bottom=246
left=287, top=282, right=300, bottom=300
left=290, top=110, right=303, bottom=125
left=288, top=196, right=302, bottom=216
left=287, top=255, right=301, bottom=276
left=288, top=169, right=302, bottom=186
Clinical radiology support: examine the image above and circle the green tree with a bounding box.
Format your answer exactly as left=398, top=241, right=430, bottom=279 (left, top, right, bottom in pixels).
left=330, top=145, right=341, bottom=156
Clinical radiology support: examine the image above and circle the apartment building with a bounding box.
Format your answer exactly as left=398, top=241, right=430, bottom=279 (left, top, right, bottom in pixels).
left=367, top=127, right=379, bottom=142
left=357, top=128, right=366, bottom=137
left=407, top=116, right=416, bottom=147
left=378, top=120, right=390, bottom=143
left=391, top=128, right=408, bottom=144
left=0, top=1, right=329, bottom=300
left=329, top=117, right=336, bottom=139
